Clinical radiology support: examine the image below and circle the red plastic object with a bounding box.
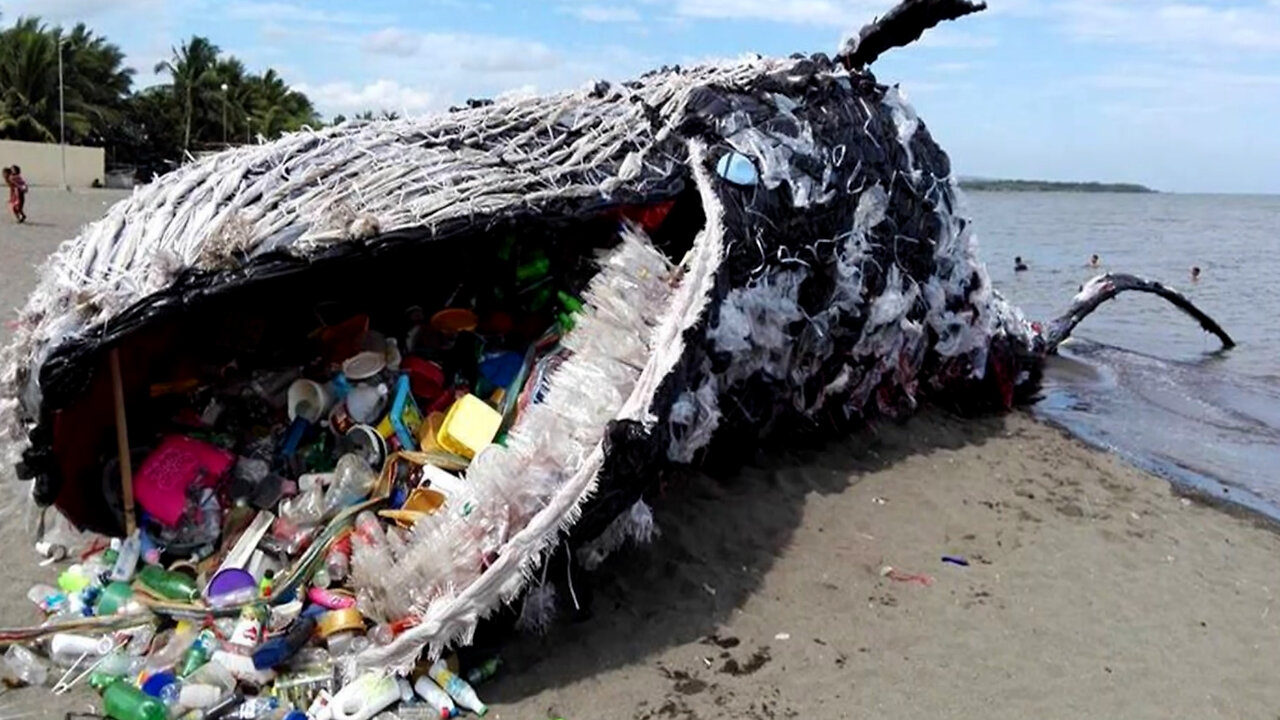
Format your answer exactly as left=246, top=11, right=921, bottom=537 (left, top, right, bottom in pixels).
left=610, top=200, right=676, bottom=232
left=401, top=357, right=445, bottom=401
left=319, top=314, right=370, bottom=364
left=133, top=436, right=235, bottom=526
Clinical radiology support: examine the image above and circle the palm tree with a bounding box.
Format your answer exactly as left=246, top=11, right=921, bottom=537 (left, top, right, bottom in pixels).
left=154, top=36, right=220, bottom=152
left=59, top=23, right=133, bottom=145
left=0, top=17, right=133, bottom=144
left=0, top=17, right=63, bottom=141
left=247, top=68, right=318, bottom=139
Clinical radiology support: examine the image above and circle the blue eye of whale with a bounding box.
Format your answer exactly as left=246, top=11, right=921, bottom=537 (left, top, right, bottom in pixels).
left=716, top=151, right=759, bottom=186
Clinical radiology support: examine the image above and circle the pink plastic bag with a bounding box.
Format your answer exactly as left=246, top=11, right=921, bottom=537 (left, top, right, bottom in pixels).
left=133, top=436, right=235, bottom=526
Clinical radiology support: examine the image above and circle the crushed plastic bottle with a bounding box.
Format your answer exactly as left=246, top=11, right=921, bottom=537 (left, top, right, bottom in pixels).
left=3, top=644, right=49, bottom=686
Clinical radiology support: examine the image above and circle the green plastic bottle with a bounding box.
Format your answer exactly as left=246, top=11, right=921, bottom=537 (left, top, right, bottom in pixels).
left=178, top=628, right=217, bottom=677
left=135, top=565, right=198, bottom=602
left=103, top=680, right=167, bottom=720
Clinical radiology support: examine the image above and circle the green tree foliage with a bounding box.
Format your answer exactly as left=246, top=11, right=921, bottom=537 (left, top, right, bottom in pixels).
left=0, top=14, right=322, bottom=173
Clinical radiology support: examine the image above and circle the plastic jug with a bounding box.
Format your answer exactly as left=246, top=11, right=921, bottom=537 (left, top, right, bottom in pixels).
left=436, top=394, right=502, bottom=459
left=330, top=671, right=401, bottom=720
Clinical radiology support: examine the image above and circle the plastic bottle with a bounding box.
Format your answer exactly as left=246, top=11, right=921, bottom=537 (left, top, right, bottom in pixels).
left=49, top=633, right=115, bottom=667
left=370, top=617, right=417, bottom=646
left=136, top=565, right=199, bottom=601
left=110, top=530, right=142, bottom=582
left=464, top=657, right=501, bottom=686
left=427, top=659, right=487, bottom=716
left=144, top=623, right=197, bottom=675
left=385, top=339, right=403, bottom=373
left=323, top=454, right=377, bottom=517
left=27, top=583, right=68, bottom=613
left=178, top=628, right=218, bottom=677
left=227, top=603, right=269, bottom=651
left=3, top=644, right=49, bottom=686
left=175, top=682, right=225, bottom=710
left=325, top=544, right=351, bottom=583
left=330, top=671, right=401, bottom=720
left=103, top=679, right=168, bottom=720
left=412, top=675, right=457, bottom=719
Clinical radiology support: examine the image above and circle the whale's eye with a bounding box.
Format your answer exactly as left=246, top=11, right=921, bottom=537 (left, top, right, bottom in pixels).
left=715, top=151, right=758, bottom=186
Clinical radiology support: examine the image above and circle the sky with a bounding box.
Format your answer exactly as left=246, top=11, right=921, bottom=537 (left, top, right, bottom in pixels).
left=6, top=0, right=1280, bottom=194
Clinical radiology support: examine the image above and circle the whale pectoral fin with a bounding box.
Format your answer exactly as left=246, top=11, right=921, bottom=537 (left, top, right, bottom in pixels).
left=1041, top=272, right=1235, bottom=353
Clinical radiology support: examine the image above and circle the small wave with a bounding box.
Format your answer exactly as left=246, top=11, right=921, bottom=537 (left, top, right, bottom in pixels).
left=1035, top=337, right=1280, bottom=521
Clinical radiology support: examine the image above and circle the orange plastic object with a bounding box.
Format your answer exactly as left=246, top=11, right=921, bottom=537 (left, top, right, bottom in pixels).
left=430, top=308, right=478, bottom=334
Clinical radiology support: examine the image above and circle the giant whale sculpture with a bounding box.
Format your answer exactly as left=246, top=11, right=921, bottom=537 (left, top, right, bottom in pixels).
left=0, top=0, right=1231, bottom=669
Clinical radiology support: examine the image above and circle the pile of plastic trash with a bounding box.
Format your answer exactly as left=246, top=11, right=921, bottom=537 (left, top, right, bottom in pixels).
left=2, top=246, right=596, bottom=719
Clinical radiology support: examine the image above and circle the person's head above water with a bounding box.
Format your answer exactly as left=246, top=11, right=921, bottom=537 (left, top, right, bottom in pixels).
left=1191, top=266, right=1201, bottom=279
left=1015, top=256, right=1022, bottom=264
left=1090, top=254, right=1099, bottom=265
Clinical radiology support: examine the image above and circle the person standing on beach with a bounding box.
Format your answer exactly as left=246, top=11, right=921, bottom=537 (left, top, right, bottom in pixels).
left=5, top=166, right=28, bottom=223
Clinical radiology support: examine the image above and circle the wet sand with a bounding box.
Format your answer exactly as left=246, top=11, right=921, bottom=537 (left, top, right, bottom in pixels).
left=2, top=189, right=1279, bottom=719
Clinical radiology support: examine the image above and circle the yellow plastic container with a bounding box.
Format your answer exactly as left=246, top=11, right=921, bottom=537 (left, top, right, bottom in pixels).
left=417, top=411, right=446, bottom=452
left=437, top=394, right=502, bottom=459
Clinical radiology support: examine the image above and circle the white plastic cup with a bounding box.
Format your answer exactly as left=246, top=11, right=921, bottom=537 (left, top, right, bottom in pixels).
left=288, top=380, right=332, bottom=422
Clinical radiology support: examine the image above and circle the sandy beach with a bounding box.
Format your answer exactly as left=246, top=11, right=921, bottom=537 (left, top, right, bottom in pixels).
left=3, top=189, right=1280, bottom=719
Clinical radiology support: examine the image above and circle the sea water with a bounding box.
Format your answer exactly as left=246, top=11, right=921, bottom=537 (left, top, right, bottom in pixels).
left=964, top=190, right=1280, bottom=518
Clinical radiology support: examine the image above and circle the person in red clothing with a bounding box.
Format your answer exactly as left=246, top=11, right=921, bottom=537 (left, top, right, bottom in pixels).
left=4, top=166, right=28, bottom=223
left=10, top=165, right=28, bottom=223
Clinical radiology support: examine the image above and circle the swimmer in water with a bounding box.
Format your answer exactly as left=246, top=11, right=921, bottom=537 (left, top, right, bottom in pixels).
left=1191, top=266, right=1201, bottom=282
left=1089, top=254, right=1100, bottom=268
left=1014, top=256, right=1028, bottom=272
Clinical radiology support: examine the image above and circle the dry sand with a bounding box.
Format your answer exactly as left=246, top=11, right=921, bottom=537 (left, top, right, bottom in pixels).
left=3, top=189, right=1280, bottom=720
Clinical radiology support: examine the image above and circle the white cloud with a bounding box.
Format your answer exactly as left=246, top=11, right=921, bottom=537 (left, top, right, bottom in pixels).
left=1054, top=0, right=1280, bottom=53
left=294, top=79, right=436, bottom=116
left=562, top=4, right=643, bottom=22
left=359, top=29, right=561, bottom=74
left=361, top=28, right=422, bottom=57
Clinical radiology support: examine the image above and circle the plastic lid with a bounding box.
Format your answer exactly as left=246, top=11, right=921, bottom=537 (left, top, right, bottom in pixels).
left=205, top=568, right=256, bottom=604
left=430, top=308, right=478, bottom=334
left=342, top=351, right=387, bottom=381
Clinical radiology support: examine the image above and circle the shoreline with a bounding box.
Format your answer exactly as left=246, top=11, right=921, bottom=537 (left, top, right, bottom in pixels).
left=3, top=191, right=1279, bottom=718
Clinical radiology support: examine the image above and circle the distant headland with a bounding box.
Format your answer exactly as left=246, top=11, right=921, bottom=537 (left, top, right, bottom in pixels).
left=958, top=177, right=1157, bottom=193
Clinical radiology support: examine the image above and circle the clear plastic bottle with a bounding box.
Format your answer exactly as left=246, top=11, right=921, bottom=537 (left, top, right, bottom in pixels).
left=27, top=583, right=67, bottom=613
left=109, top=530, right=142, bottom=582
left=323, top=455, right=377, bottom=517
left=3, top=644, right=49, bottom=686
left=325, top=546, right=351, bottom=583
